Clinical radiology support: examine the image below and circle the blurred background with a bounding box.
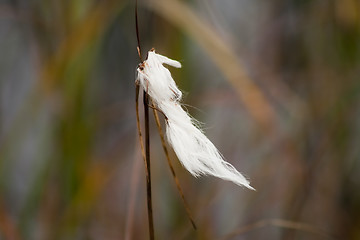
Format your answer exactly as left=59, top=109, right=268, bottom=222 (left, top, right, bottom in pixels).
left=0, top=0, right=359, bottom=239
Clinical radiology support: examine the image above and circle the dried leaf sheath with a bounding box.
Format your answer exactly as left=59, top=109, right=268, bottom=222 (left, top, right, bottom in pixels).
left=136, top=49, right=254, bottom=190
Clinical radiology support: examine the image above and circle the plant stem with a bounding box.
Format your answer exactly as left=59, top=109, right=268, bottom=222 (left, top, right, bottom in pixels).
left=143, top=91, right=154, bottom=240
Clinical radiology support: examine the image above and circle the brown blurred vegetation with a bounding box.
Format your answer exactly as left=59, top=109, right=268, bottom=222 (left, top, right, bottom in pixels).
left=0, top=0, right=359, bottom=239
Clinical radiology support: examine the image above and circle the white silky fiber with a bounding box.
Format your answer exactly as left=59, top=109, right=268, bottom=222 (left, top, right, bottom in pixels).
left=136, top=49, right=254, bottom=190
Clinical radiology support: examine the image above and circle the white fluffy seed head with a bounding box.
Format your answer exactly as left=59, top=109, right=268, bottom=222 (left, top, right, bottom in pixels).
left=137, top=50, right=182, bottom=103
left=136, top=49, right=254, bottom=190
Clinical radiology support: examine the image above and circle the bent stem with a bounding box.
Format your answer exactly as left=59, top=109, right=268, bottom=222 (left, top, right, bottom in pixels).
left=152, top=105, right=197, bottom=230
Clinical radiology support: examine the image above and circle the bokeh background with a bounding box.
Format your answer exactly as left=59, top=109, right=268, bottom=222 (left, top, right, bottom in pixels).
left=0, top=0, right=359, bottom=239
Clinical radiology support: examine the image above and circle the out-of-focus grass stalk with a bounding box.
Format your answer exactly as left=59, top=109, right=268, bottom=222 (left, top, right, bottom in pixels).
left=147, top=0, right=276, bottom=131
left=39, top=1, right=125, bottom=237
left=4, top=1, right=126, bottom=238
left=40, top=0, right=123, bottom=94
left=0, top=0, right=125, bottom=167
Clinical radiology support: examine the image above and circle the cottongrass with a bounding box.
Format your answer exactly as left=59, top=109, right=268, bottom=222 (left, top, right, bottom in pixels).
left=136, top=49, right=254, bottom=190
